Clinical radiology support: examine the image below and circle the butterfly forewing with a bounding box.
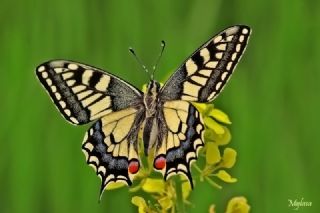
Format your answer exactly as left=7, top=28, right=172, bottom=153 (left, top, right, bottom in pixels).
left=160, top=25, right=251, bottom=102
left=36, top=60, right=143, bottom=125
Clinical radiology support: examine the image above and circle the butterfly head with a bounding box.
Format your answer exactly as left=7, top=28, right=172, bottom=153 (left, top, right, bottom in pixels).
left=146, top=80, right=161, bottom=95
left=144, top=80, right=161, bottom=119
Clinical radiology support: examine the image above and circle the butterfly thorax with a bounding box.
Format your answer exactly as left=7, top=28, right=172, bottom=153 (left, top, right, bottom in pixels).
left=144, top=80, right=161, bottom=118
left=143, top=80, right=161, bottom=155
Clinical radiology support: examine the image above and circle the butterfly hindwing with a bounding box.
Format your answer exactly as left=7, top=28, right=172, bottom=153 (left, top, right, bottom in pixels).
left=82, top=107, right=145, bottom=196
left=160, top=25, right=251, bottom=102
left=36, top=60, right=143, bottom=125
left=154, top=101, right=204, bottom=187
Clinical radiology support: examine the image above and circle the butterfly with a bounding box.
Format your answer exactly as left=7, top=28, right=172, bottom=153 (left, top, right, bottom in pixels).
left=36, top=25, right=251, bottom=197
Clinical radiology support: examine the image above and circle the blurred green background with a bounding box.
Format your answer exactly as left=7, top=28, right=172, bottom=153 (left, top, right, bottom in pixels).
left=1, top=0, right=319, bottom=212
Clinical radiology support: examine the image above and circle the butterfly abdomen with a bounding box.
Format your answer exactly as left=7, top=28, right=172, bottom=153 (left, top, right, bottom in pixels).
left=143, top=117, right=158, bottom=156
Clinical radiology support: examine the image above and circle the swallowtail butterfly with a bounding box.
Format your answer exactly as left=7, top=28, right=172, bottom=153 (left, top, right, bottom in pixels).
left=36, top=25, right=251, bottom=197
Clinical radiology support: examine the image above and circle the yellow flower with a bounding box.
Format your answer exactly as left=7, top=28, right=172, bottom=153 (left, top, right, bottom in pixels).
left=215, top=170, right=237, bottom=183
left=225, top=196, right=250, bottom=213
left=141, top=178, right=166, bottom=194
left=138, top=177, right=180, bottom=212
left=209, top=204, right=216, bottom=213
left=131, top=196, right=156, bottom=213
left=208, top=108, right=232, bottom=124
left=192, top=102, right=209, bottom=114
left=195, top=103, right=231, bottom=145
left=205, top=142, right=221, bottom=165
left=221, top=148, right=237, bottom=168
left=193, top=103, right=238, bottom=189
left=205, top=126, right=232, bottom=146
left=204, top=116, right=225, bottom=134
left=158, top=196, right=173, bottom=211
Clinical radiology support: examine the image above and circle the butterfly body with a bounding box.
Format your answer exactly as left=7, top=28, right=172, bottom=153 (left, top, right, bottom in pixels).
left=142, top=80, right=163, bottom=156
left=36, top=25, right=251, bottom=196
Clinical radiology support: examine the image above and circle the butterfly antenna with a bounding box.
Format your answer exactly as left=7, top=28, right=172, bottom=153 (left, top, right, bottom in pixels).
left=129, top=47, right=150, bottom=76
left=151, top=40, right=166, bottom=80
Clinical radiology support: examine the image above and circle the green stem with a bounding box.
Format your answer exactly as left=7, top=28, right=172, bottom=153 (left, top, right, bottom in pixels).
left=174, top=177, right=185, bottom=213
left=204, top=177, right=222, bottom=189
left=192, top=164, right=203, bottom=174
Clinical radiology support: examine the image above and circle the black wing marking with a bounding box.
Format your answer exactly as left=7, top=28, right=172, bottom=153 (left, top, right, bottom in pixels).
left=36, top=60, right=143, bottom=125
left=160, top=25, right=251, bottom=102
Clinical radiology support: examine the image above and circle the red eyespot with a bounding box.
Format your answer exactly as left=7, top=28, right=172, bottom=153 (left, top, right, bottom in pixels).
left=128, top=160, right=140, bottom=174
left=154, top=155, right=166, bottom=170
